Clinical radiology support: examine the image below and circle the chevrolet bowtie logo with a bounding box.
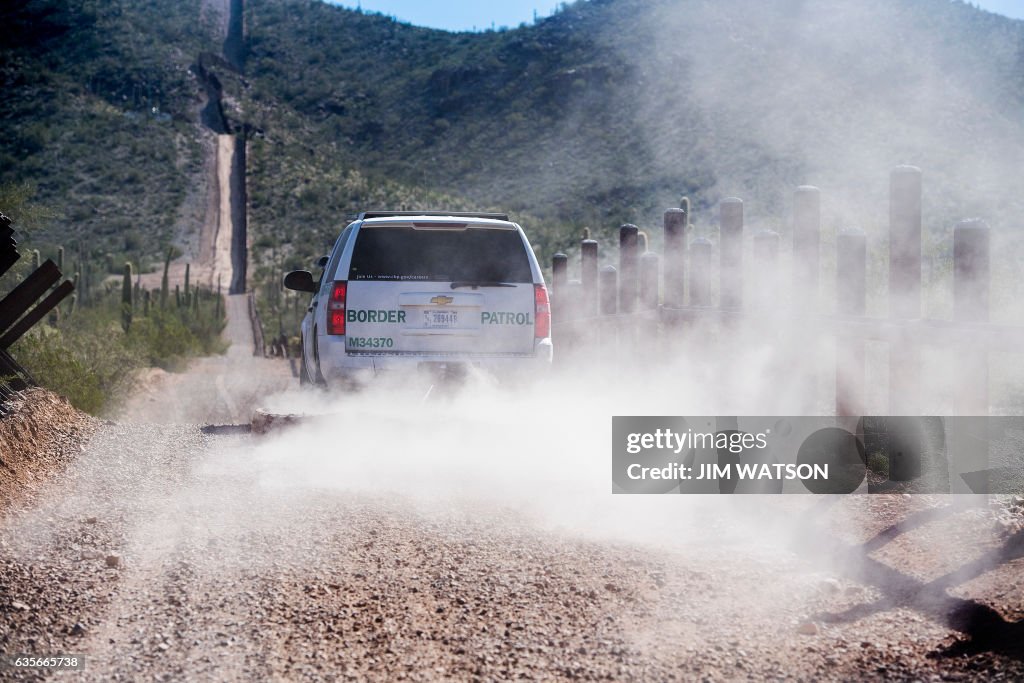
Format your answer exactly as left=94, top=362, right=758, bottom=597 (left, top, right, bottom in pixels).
left=430, top=295, right=454, bottom=305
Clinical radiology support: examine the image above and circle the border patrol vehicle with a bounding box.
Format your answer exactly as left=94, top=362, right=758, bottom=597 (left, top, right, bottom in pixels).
left=284, top=212, right=553, bottom=387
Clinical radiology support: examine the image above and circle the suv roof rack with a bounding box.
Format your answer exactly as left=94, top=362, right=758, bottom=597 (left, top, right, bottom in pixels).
left=358, top=211, right=510, bottom=221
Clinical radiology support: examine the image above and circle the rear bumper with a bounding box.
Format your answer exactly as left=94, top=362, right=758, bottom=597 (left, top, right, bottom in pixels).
left=319, top=336, right=552, bottom=385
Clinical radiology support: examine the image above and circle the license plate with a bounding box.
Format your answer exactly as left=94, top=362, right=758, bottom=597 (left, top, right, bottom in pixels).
left=423, top=309, right=458, bottom=328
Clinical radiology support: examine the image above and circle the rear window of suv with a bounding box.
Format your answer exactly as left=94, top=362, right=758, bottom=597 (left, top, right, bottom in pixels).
left=347, top=226, right=533, bottom=283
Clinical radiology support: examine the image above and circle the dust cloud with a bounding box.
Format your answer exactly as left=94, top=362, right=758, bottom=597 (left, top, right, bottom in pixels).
left=244, top=347, right=833, bottom=565
left=558, top=0, right=1024, bottom=323
left=102, top=0, right=1024, bottom=650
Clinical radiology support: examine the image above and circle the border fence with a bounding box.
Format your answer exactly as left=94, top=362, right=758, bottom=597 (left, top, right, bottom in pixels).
left=550, top=165, right=1024, bottom=418
left=0, top=213, right=74, bottom=406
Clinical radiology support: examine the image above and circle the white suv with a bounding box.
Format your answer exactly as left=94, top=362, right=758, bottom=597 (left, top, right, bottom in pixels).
left=285, top=212, right=553, bottom=387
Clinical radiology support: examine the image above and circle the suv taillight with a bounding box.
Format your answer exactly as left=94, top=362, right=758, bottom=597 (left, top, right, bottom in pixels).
left=327, top=281, right=347, bottom=335
left=534, top=284, right=550, bottom=339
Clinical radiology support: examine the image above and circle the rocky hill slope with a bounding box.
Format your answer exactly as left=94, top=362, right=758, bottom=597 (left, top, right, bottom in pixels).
left=2, top=0, right=1022, bottom=276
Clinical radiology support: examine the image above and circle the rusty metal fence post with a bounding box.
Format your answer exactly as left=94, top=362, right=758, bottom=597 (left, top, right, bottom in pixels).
left=551, top=252, right=568, bottom=315
left=551, top=252, right=570, bottom=347
left=663, top=204, right=687, bottom=307
left=793, top=186, right=820, bottom=309
left=836, top=229, right=867, bottom=419
left=551, top=253, right=568, bottom=293
left=752, top=229, right=779, bottom=310
left=581, top=235, right=598, bottom=317
left=0, top=215, right=74, bottom=398
left=793, top=186, right=821, bottom=412
left=719, top=198, right=743, bottom=310
left=889, top=165, right=922, bottom=415
left=618, top=224, right=639, bottom=315
left=618, top=224, right=640, bottom=352
left=951, top=218, right=991, bottom=494
left=600, top=265, right=618, bottom=315
left=600, top=264, right=618, bottom=350
left=640, top=251, right=659, bottom=311
left=953, top=219, right=990, bottom=415
left=640, top=250, right=660, bottom=354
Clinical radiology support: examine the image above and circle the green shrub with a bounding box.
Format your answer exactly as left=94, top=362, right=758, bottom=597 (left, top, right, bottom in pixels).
left=12, top=324, right=141, bottom=415
left=9, top=281, right=228, bottom=415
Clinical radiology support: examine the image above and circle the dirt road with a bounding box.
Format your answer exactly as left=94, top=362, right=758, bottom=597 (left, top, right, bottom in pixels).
left=119, top=294, right=291, bottom=425
left=2, top=330, right=1023, bottom=682
left=1, top=416, right=1023, bottom=680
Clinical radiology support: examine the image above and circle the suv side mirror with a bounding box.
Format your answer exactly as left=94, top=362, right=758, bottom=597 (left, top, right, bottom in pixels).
left=283, top=270, right=317, bottom=293
left=317, top=255, right=329, bottom=268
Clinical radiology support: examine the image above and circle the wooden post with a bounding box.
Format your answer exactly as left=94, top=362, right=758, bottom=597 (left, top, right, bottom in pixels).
left=689, top=237, right=713, bottom=307
left=618, top=224, right=639, bottom=314
left=600, top=264, right=618, bottom=351
left=752, top=229, right=779, bottom=309
left=640, top=251, right=659, bottom=311
left=792, top=186, right=822, bottom=413
left=581, top=236, right=598, bottom=316
left=951, top=219, right=990, bottom=495
left=552, top=253, right=568, bottom=292
left=719, top=198, right=743, bottom=310
left=889, top=165, right=922, bottom=415
left=663, top=204, right=688, bottom=307
left=600, top=265, right=618, bottom=315
left=551, top=252, right=569, bottom=331
left=836, top=229, right=867, bottom=419
left=793, top=186, right=820, bottom=309
left=953, top=219, right=989, bottom=415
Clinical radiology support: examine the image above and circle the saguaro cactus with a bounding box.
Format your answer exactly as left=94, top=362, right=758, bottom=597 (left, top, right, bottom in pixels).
left=121, top=262, right=134, bottom=332
left=83, top=261, right=90, bottom=303
left=73, top=260, right=83, bottom=302
left=161, top=247, right=172, bottom=309
left=184, top=262, right=191, bottom=300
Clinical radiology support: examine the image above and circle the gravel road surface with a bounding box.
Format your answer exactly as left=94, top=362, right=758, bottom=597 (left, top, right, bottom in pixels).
left=2, top=291, right=1023, bottom=681
left=2, top=414, right=1022, bottom=680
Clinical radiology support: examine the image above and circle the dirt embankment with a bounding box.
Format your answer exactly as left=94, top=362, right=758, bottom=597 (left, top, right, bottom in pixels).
left=0, top=389, right=97, bottom=514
